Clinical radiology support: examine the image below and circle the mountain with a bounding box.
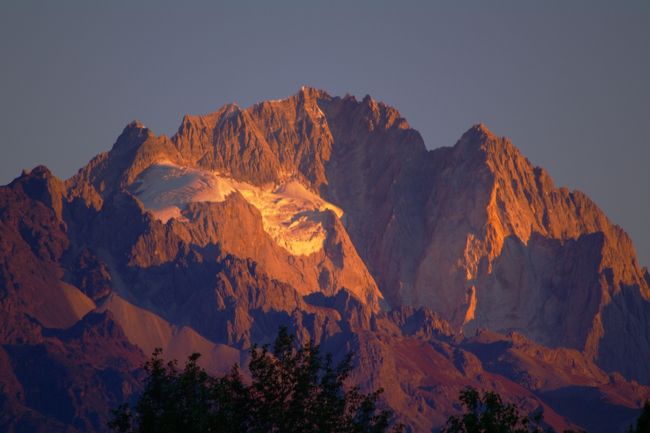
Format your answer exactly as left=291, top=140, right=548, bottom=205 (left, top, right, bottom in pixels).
left=320, top=110, right=650, bottom=383
left=1, top=87, right=649, bottom=432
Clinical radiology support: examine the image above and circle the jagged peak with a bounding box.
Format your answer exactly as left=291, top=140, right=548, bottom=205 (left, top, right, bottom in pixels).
left=454, top=123, right=521, bottom=162
left=247, top=86, right=330, bottom=110
left=472, top=122, right=492, bottom=134
left=19, top=164, right=55, bottom=180
left=297, top=85, right=329, bottom=100
left=119, top=119, right=154, bottom=140
left=112, top=119, right=154, bottom=154
left=361, top=94, right=380, bottom=114
left=126, top=119, right=147, bottom=130
left=13, top=165, right=64, bottom=195
left=460, top=123, right=499, bottom=144
left=10, top=164, right=65, bottom=219
left=175, top=88, right=411, bottom=142
left=179, top=103, right=240, bottom=129
left=326, top=92, right=406, bottom=132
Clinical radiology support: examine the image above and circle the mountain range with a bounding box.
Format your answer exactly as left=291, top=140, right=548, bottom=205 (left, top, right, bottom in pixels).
left=1, top=87, right=649, bottom=433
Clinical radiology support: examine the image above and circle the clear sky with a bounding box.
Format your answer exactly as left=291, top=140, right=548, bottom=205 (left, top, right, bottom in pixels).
left=1, top=1, right=648, bottom=266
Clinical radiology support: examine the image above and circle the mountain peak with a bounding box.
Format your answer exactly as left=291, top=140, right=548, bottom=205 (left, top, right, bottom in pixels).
left=112, top=119, right=154, bottom=154
left=471, top=122, right=494, bottom=135
left=10, top=164, right=65, bottom=219
left=453, top=123, right=522, bottom=164
left=126, top=119, right=147, bottom=130
left=19, top=164, right=55, bottom=180
left=179, top=103, right=241, bottom=131
left=121, top=119, right=153, bottom=139
left=460, top=123, right=498, bottom=144
left=297, top=85, right=328, bottom=99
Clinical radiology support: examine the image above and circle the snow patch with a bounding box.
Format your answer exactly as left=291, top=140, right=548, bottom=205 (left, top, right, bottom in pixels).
left=129, top=161, right=236, bottom=221
left=130, top=162, right=343, bottom=256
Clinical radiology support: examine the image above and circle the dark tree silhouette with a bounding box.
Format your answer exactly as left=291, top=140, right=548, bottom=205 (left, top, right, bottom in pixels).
left=108, top=327, right=403, bottom=433
left=441, top=387, right=587, bottom=433
left=108, top=350, right=215, bottom=433
left=628, top=400, right=650, bottom=433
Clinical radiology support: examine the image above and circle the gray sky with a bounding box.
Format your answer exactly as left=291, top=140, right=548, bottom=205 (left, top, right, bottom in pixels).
left=1, top=1, right=648, bottom=266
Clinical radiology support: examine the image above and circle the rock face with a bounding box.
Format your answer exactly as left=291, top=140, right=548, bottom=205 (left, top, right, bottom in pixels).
left=1, top=87, right=649, bottom=432
left=313, top=93, right=650, bottom=385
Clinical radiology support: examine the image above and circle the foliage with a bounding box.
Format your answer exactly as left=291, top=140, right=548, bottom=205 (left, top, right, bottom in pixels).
left=108, top=327, right=402, bottom=433
left=441, top=387, right=553, bottom=433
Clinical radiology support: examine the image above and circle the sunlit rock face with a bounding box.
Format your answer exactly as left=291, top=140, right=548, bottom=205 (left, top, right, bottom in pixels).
left=1, top=87, right=650, bottom=432
left=66, top=96, right=383, bottom=309
left=129, top=161, right=343, bottom=257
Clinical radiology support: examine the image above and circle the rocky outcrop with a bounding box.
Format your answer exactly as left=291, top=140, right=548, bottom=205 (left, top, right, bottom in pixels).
left=172, top=87, right=334, bottom=188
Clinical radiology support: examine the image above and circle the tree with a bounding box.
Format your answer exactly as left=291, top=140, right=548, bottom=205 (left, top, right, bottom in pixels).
left=108, top=350, right=215, bottom=433
left=441, top=387, right=549, bottom=433
left=108, top=327, right=403, bottom=433
left=628, top=400, right=650, bottom=433
left=441, top=388, right=588, bottom=433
